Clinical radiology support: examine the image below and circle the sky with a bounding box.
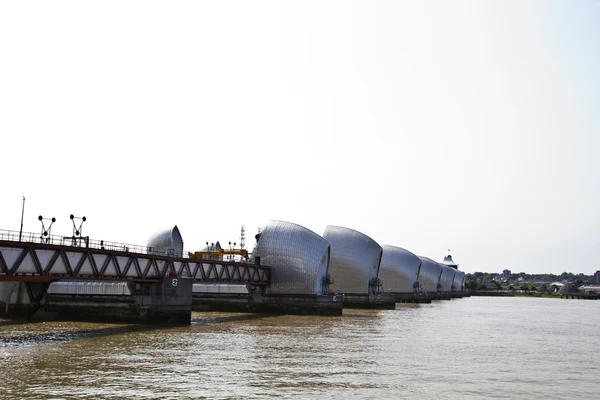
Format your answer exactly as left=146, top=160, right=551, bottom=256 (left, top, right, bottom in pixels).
left=0, top=1, right=598, bottom=275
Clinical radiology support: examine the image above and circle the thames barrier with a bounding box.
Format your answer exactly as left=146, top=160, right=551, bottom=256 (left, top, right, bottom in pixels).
left=1, top=220, right=466, bottom=324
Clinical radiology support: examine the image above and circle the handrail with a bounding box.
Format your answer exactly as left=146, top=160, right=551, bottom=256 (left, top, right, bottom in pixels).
left=0, top=229, right=191, bottom=259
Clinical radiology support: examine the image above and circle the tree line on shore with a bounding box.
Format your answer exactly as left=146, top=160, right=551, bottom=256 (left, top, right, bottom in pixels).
left=464, top=271, right=597, bottom=293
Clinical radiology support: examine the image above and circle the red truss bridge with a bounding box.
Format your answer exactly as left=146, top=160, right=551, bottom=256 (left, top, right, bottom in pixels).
left=0, top=230, right=270, bottom=286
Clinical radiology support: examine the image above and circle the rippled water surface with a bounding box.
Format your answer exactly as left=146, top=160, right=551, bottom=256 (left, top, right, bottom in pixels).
left=1, top=297, right=599, bottom=399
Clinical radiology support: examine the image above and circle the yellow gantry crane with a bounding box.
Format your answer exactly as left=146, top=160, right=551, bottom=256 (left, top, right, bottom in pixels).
left=188, top=248, right=249, bottom=261
left=189, top=227, right=250, bottom=261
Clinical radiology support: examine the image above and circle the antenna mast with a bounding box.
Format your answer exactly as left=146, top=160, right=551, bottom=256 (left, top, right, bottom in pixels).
left=240, top=225, right=246, bottom=249
left=19, top=196, right=25, bottom=242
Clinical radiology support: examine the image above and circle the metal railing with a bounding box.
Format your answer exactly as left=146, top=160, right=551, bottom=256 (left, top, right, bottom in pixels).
left=0, top=229, right=188, bottom=258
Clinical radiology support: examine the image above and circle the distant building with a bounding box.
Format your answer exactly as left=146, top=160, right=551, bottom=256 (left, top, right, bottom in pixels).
left=503, top=269, right=511, bottom=280
left=595, top=271, right=600, bottom=283
left=580, top=286, right=600, bottom=295
left=441, top=251, right=458, bottom=269
left=558, top=283, right=581, bottom=295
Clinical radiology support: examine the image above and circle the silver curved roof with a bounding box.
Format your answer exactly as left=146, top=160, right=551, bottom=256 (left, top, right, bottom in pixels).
left=147, top=226, right=184, bottom=256
left=452, top=270, right=465, bottom=291
left=252, top=220, right=330, bottom=295
left=323, top=225, right=382, bottom=295
left=378, top=245, right=421, bottom=294
left=439, top=264, right=456, bottom=292
left=417, top=256, right=443, bottom=293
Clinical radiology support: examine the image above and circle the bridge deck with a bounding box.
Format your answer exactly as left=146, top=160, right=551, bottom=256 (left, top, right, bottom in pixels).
left=0, top=235, right=270, bottom=286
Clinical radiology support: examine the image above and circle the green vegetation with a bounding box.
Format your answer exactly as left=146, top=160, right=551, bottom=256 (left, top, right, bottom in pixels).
left=519, top=283, right=530, bottom=291
left=467, top=271, right=594, bottom=284
left=464, top=271, right=595, bottom=294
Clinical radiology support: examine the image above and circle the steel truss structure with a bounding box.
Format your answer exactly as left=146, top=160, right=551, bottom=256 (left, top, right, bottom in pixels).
left=0, top=240, right=270, bottom=286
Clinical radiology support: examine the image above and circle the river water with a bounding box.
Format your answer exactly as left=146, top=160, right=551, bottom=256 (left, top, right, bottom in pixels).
left=1, top=297, right=599, bottom=399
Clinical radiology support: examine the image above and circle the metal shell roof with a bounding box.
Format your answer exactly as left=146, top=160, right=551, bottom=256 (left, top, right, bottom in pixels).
left=323, top=225, right=382, bottom=295
left=252, top=220, right=331, bottom=295
left=452, top=270, right=465, bottom=291
left=439, top=264, right=457, bottom=292
left=378, top=245, right=421, bottom=294
left=418, top=256, right=443, bottom=293
left=147, top=226, right=184, bottom=256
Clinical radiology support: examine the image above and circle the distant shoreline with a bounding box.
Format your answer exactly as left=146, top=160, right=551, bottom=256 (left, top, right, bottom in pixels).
left=468, top=291, right=599, bottom=300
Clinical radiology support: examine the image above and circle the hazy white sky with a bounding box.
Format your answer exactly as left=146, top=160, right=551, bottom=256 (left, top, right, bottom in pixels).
left=1, top=1, right=598, bottom=274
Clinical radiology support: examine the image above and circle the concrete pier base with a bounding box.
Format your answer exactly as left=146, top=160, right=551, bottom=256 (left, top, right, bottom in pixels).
left=44, top=277, right=193, bottom=324
left=250, top=294, right=342, bottom=315
left=560, top=294, right=598, bottom=300
left=0, top=282, right=48, bottom=320
left=468, top=291, right=513, bottom=297
left=192, top=294, right=254, bottom=313
left=340, top=293, right=396, bottom=309
left=1, top=276, right=193, bottom=324
left=388, top=292, right=432, bottom=304
left=409, top=298, right=432, bottom=304
left=437, top=292, right=453, bottom=300
left=192, top=293, right=343, bottom=315
left=425, top=292, right=452, bottom=301
left=0, top=303, right=33, bottom=319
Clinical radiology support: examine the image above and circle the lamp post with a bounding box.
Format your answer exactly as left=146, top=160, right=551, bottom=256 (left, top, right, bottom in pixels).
left=38, top=215, right=56, bottom=244
left=70, top=214, right=87, bottom=246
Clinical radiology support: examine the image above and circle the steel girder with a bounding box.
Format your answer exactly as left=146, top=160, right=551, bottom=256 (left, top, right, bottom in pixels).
left=0, top=240, right=270, bottom=286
